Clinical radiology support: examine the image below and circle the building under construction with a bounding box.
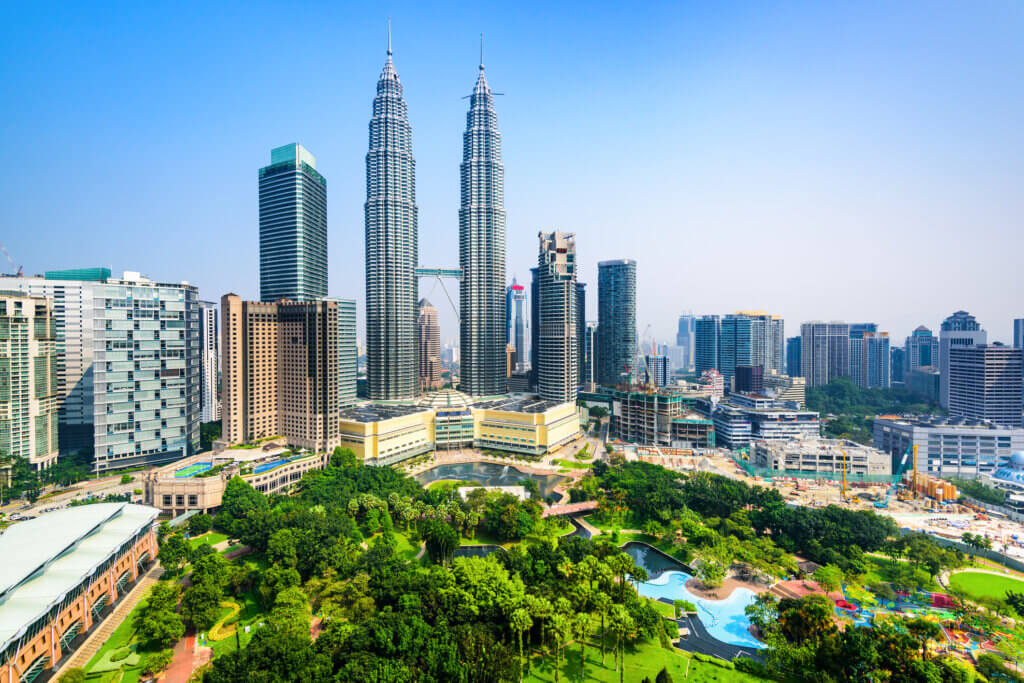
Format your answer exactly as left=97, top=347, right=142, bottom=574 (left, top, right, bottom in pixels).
left=610, top=388, right=714, bottom=448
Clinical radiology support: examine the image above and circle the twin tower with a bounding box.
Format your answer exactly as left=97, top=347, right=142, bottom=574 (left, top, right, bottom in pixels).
left=366, top=43, right=506, bottom=400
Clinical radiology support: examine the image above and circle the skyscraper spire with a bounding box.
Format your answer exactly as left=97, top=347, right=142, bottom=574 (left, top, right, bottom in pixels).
left=387, top=16, right=392, bottom=56
left=479, top=33, right=484, bottom=70
left=459, top=49, right=506, bottom=396
left=365, top=40, right=419, bottom=400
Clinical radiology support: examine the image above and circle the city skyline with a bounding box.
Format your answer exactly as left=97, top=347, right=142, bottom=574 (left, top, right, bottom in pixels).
left=2, top=3, right=1023, bottom=348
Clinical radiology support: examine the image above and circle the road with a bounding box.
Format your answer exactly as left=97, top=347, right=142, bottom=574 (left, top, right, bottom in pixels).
left=1, top=468, right=154, bottom=520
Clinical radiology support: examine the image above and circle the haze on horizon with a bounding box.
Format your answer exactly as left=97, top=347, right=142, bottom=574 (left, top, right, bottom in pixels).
left=1, top=1, right=1021, bottom=349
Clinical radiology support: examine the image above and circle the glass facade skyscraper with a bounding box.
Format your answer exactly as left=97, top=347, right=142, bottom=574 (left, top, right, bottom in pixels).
left=365, top=44, right=419, bottom=400
left=596, top=259, right=636, bottom=386
left=459, top=59, right=507, bottom=397
left=258, top=143, right=327, bottom=302
left=537, top=232, right=577, bottom=403
left=695, top=315, right=720, bottom=377
left=6, top=270, right=200, bottom=471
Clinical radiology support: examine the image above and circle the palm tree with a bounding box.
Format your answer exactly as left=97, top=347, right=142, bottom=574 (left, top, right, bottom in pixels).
left=906, top=617, right=941, bottom=661
left=609, top=604, right=635, bottom=680
left=594, top=592, right=612, bottom=665
left=511, top=607, right=533, bottom=683
left=573, top=612, right=590, bottom=681
left=608, top=554, right=635, bottom=603
left=546, top=614, right=572, bottom=683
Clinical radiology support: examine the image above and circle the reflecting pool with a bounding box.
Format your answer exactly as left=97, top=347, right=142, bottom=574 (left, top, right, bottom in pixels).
left=413, top=461, right=566, bottom=498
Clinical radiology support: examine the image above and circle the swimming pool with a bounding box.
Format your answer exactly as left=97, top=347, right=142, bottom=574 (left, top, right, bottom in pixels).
left=637, top=571, right=766, bottom=650
left=622, top=542, right=764, bottom=650
left=253, top=457, right=296, bottom=475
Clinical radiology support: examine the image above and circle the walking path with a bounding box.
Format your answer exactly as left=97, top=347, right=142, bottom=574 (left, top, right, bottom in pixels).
left=163, top=630, right=197, bottom=682
left=53, top=565, right=164, bottom=675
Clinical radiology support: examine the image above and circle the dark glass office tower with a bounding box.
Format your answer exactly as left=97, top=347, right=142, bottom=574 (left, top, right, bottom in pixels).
left=365, top=43, right=419, bottom=400
left=259, top=143, right=327, bottom=302
left=596, top=259, right=636, bottom=386
left=459, top=58, right=507, bottom=396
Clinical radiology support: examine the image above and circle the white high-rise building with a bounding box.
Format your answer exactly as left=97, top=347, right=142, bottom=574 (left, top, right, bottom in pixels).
left=939, top=311, right=987, bottom=408
left=198, top=301, right=220, bottom=423
left=4, top=269, right=200, bottom=472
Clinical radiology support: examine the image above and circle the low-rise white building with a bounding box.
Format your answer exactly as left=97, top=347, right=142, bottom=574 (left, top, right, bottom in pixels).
left=753, top=437, right=891, bottom=477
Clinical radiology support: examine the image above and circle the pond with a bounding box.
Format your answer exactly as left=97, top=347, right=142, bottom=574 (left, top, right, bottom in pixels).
left=413, top=461, right=566, bottom=498
left=623, top=542, right=765, bottom=650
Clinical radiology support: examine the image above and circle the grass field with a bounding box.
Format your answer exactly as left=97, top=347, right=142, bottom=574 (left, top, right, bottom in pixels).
left=83, top=592, right=163, bottom=683
left=554, top=459, right=592, bottom=470
left=524, top=638, right=757, bottom=682
left=949, top=571, right=1024, bottom=601
left=861, top=556, right=941, bottom=591
left=188, top=531, right=229, bottom=549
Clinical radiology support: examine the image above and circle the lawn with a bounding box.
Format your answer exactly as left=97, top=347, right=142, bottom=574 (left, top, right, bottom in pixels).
left=554, top=459, right=592, bottom=471
left=367, top=532, right=421, bottom=561
left=188, top=531, right=230, bottom=549
left=460, top=529, right=509, bottom=547
left=208, top=590, right=267, bottom=658
left=861, top=556, right=941, bottom=591
left=83, top=591, right=166, bottom=683
left=949, top=571, right=1024, bottom=601
left=524, top=637, right=758, bottom=682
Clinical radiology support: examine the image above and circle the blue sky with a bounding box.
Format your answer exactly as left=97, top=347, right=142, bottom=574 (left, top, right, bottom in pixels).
left=1, top=1, right=1022, bottom=347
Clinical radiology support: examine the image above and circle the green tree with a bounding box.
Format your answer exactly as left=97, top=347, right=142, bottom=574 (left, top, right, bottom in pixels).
left=158, top=533, right=188, bottom=573
left=133, top=582, right=184, bottom=648
left=545, top=613, right=572, bottom=683
left=181, top=582, right=222, bottom=630
left=655, top=668, right=675, bottom=683
left=267, top=528, right=298, bottom=568
left=120, top=473, right=133, bottom=484
left=422, top=519, right=459, bottom=566
left=510, top=608, right=533, bottom=683
left=906, top=617, right=942, bottom=661
left=258, top=565, right=301, bottom=608
left=269, top=586, right=311, bottom=640
left=188, top=513, right=212, bottom=536
left=608, top=605, right=635, bottom=682
left=813, top=564, right=844, bottom=594
left=141, top=649, right=174, bottom=676
left=594, top=592, right=612, bottom=665
left=572, top=612, right=590, bottom=681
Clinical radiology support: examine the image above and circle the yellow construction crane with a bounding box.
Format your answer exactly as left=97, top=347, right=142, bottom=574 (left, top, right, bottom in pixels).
left=840, top=448, right=849, bottom=502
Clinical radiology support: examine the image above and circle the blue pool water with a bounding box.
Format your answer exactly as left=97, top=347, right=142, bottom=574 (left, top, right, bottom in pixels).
left=637, top=571, right=765, bottom=650
left=253, top=457, right=295, bottom=474
left=622, top=542, right=764, bottom=650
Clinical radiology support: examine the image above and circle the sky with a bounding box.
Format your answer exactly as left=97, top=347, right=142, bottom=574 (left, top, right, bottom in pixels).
left=1, top=0, right=1022, bottom=349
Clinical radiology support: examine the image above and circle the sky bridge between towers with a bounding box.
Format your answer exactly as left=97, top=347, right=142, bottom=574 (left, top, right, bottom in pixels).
left=416, top=267, right=462, bottom=321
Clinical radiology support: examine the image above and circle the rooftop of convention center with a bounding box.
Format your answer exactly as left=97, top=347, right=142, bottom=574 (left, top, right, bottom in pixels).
left=472, top=395, right=566, bottom=413
left=0, top=503, right=158, bottom=650
left=338, top=404, right=431, bottom=423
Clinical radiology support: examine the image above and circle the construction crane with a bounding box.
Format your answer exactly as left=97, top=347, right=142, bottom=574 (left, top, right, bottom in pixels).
left=840, top=449, right=849, bottom=502
left=874, top=445, right=914, bottom=509
left=632, top=324, right=653, bottom=390
left=0, top=243, right=22, bottom=276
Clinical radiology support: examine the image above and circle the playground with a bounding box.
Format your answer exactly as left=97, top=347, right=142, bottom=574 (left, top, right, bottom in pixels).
left=827, top=581, right=1016, bottom=659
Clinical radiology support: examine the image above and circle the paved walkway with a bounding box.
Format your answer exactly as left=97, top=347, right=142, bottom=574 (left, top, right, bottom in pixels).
left=163, top=630, right=197, bottom=682
left=53, top=565, right=164, bottom=675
